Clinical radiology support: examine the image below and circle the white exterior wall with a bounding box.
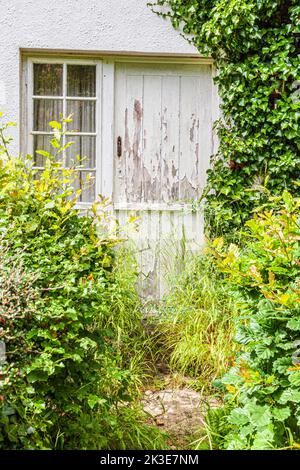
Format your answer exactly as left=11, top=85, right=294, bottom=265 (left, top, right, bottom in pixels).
left=0, top=0, right=198, bottom=153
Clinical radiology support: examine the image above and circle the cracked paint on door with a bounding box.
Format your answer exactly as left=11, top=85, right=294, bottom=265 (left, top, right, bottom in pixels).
left=114, top=62, right=213, bottom=297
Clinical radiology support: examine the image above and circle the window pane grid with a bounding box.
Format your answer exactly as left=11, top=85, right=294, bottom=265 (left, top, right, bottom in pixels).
left=67, top=65, right=96, bottom=97
left=33, top=99, right=63, bottom=131
left=33, top=64, right=63, bottom=96
left=31, top=61, right=97, bottom=203
left=66, top=100, right=96, bottom=133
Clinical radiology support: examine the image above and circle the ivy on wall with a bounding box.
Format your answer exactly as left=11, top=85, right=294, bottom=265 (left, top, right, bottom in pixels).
left=150, top=0, right=300, bottom=239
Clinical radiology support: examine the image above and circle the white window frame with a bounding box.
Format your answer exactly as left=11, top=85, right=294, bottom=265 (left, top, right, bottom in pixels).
left=25, top=57, right=102, bottom=207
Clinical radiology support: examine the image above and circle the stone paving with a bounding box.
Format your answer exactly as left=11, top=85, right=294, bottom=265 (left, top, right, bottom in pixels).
left=142, top=386, right=207, bottom=441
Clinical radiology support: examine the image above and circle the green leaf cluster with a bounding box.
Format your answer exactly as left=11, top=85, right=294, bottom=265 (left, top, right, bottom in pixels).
left=150, top=0, right=300, bottom=239
left=208, top=191, right=300, bottom=449
left=0, top=116, right=165, bottom=450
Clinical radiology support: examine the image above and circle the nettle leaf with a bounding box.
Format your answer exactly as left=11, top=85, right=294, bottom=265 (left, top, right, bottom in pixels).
left=251, top=426, right=275, bottom=450
left=277, top=341, right=297, bottom=351
left=272, top=357, right=292, bottom=374
left=226, top=434, right=249, bottom=451
left=288, top=371, right=300, bottom=387
left=239, top=424, right=255, bottom=439
left=286, top=318, right=300, bottom=331
left=245, top=403, right=272, bottom=428
left=222, top=367, right=244, bottom=386
left=272, top=406, right=291, bottom=422
left=254, top=344, right=274, bottom=360
left=228, top=408, right=249, bottom=426
left=279, top=388, right=300, bottom=404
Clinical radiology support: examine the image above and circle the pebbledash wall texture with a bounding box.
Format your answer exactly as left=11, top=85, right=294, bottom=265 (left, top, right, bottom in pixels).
left=0, top=0, right=198, bottom=153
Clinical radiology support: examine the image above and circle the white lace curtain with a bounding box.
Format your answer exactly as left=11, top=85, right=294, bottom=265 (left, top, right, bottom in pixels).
left=33, top=63, right=96, bottom=202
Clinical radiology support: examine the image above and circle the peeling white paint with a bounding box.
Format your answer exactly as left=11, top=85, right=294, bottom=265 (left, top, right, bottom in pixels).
left=114, top=63, right=212, bottom=297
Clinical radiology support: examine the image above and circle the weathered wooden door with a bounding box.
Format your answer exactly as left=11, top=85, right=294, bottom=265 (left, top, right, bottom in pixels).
left=114, top=62, right=213, bottom=297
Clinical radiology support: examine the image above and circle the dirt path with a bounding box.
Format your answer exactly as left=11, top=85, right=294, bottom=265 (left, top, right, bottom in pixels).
left=143, top=387, right=205, bottom=447
left=140, top=311, right=217, bottom=448
left=141, top=373, right=217, bottom=449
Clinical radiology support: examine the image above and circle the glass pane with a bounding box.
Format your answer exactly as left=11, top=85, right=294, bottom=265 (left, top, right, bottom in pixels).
left=33, top=99, right=63, bottom=131
left=80, top=172, right=96, bottom=202
left=73, top=171, right=95, bottom=202
left=34, top=64, right=63, bottom=96
left=33, top=158, right=95, bottom=202
left=33, top=134, right=53, bottom=166
left=66, top=135, right=96, bottom=168
left=67, top=100, right=95, bottom=132
left=67, top=65, right=96, bottom=97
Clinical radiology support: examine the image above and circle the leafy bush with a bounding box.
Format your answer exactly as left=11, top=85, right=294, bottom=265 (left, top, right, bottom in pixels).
left=0, top=115, right=166, bottom=450
left=208, top=190, right=300, bottom=449
left=153, top=254, right=236, bottom=393
left=150, top=0, right=300, bottom=239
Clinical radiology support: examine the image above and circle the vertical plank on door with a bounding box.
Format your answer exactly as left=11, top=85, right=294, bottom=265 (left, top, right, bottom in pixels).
left=161, top=75, right=180, bottom=203
left=179, top=75, right=201, bottom=200
left=114, top=64, right=127, bottom=203
left=125, top=74, right=144, bottom=202
left=142, top=75, right=161, bottom=202
left=142, top=75, right=162, bottom=202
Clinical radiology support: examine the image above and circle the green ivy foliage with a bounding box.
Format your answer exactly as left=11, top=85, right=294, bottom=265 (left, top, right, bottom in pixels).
left=0, top=115, right=165, bottom=450
left=209, top=191, right=300, bottom=449
left=150, top=0, right=300, bottom=238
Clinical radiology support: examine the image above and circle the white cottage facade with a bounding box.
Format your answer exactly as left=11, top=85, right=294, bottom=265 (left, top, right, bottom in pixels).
left=0, top=0, right=219, bottom=296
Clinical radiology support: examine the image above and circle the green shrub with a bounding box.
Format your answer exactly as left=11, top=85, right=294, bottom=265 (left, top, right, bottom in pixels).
left=0, top=115, right=166, bottom=450
left=154, top=254, right=236, bottom=393
left=208, top=190, right=300, bottom=449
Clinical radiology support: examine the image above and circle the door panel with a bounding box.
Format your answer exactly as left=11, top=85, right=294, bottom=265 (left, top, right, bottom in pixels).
left=114, top=62, right=213, bottom=297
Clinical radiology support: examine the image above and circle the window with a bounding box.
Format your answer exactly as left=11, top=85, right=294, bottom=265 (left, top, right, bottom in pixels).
left=28, top=60, right=100, bottom=203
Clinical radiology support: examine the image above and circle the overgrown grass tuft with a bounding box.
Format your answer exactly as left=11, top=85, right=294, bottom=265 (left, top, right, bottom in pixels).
left=153, top=253, right=236, bottom=393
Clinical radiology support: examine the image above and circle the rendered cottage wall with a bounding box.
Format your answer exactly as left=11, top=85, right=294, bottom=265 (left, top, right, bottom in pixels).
left=0, top=0, right=198, bottom=154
